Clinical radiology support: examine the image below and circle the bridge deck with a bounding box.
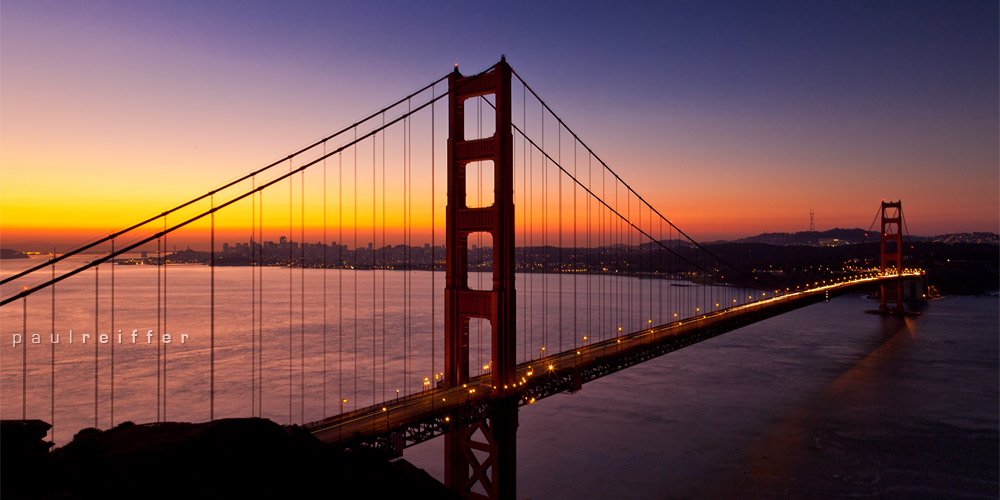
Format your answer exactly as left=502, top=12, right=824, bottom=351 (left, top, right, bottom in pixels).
left=305, top=274, right=917, bottom=454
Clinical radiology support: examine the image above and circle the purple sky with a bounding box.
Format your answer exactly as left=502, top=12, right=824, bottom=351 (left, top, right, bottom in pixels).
left=2, top=0, right=997, bottom=245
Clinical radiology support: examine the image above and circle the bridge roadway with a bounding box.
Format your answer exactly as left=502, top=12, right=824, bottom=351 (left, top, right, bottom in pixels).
left=306, top=273, right=920, bottom=454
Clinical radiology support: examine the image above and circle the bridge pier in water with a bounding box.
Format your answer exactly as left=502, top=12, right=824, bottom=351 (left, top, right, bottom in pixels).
left=444, top=59, right=518, bottom=500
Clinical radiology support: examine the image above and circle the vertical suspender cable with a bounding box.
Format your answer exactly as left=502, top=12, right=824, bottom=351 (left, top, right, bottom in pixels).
left=614, top=182, right=619, bottom=336
left=477, top=98, right=482, bottom=374
left=637, top=202, right=641, bottom=329
left=403, top=103, right=409, bottom=393
left=210, top=196, right=215, bottom=421
left=431, top=90, right=436, bottom=385
left=672, top=224, right=676, bottom=320
left=407, top=98, right=413, bottom=392
left=521, top=85, right=531, bottom=361
left=643, top=204, right=648, bottom=328
left=163, top=219, right=168, bottom=420
left=354, top=127, right=359, bottom=407
left=702, top=248, right=706, bottom=317
left=583, top=152, right=589, bottom=342
left=558, top=126, right=562, bottom=352
left=649, top=208, right=653, bottom=325
left=614, top=186, right=619, bottom=334
left=301, top=169, right=306, bottom=423
left=528, top=98, right=533, bottom=358
left=288, top=159, right=293, bottom=422
left=382, top=113, right=387, bottom=400
left=157, top=235, right=161, bottom=421
left=541, top=110, right=546, bottom=353
left=639, top=204, right=644, bottom=329
left=94, top=267, right=99, bottom=427
left=110, top=239, right=115, bottom=427
left=585, top=153, right=594, bottom=344
left=626, top=192, right=631, bottom=332
left=338, top=152, right=343, bottom=413
left=322, top=145, right=327, bottom=417
left=257, top=191, right=267, bottom=417
left=51, top=251, right=56, bottom=441
left=22, top=297, right=27, bottom=420
left=615, top=181, right=628, bottom=336
left=402, top=111, right=407, bottom=393
left=251, top=178, right=256, bottom=417
left=372, top=132, right=377, bottom=406
left=478, top=99, right=483, bottom=375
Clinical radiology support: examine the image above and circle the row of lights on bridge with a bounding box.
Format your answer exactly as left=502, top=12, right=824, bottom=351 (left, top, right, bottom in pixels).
left=377, top=275, right=920, bottom=415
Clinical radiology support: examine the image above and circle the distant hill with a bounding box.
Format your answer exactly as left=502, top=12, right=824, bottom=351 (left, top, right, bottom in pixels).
left=732, top=228, right=871, bottom=246
left=730, top=229, right=998, bottom=246
left=0, top=248, right=29, bottom=259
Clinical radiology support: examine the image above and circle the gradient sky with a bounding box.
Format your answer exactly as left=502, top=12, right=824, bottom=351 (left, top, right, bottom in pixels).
left=2, top=0, right=997, bottom=248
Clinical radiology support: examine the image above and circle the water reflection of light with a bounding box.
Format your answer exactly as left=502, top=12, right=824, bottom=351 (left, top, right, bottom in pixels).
left=718, top=300, right=920, bottom=498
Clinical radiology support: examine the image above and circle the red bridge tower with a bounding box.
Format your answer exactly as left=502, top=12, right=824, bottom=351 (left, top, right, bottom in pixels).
left=444, top=59, right=517, bottom=500
left=878, top=200, right=905, bottom=314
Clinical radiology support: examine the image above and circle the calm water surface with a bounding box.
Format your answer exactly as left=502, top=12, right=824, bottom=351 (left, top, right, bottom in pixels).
left=1, top=254, right=744, bottom=438
left=2, top=255, right=996, bottom=498
left=406, top=293, right=998, bottom=499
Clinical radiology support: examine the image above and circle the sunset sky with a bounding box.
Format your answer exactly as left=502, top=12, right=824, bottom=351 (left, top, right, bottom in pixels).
left=2, top=0, right=997, bottom=249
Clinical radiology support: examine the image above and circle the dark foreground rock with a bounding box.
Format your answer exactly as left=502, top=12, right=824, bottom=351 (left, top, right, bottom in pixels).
left=1, top=418, right=457, bottom=500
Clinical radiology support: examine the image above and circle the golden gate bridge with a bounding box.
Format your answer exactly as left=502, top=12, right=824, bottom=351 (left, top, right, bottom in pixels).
left=0, top=58, right=921, bottom=500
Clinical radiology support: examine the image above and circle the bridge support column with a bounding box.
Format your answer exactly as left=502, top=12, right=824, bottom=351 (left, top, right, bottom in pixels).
left=444, top=58, right=517, bottom=500
left=878, top=200, right=904, bottom=314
